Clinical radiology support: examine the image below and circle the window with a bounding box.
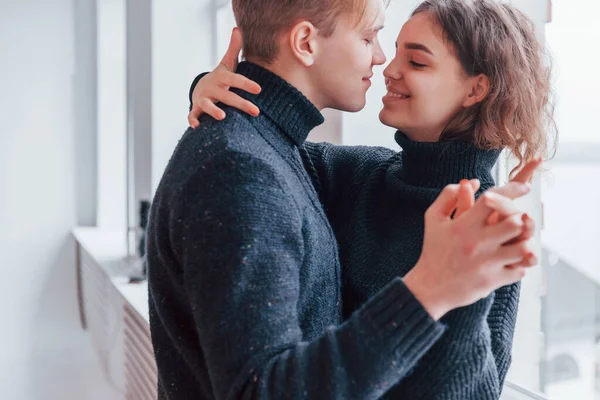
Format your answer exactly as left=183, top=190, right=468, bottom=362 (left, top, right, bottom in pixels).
left=547, top=354, right=581, bottom=383
left=540, top=1, right=600, bottom=398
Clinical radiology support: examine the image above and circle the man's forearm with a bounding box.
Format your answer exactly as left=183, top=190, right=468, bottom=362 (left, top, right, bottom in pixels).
left=192, top=277, right=446, bottom=400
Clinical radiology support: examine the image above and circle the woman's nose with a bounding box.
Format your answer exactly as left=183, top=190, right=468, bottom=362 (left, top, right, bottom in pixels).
left=384, top=62, right=402, bottom=81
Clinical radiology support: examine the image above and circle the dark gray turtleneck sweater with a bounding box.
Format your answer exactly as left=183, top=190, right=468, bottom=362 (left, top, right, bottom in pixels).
left=305, top=133, right=518, bottom=399
left=148, top=62, right=447, bottom=400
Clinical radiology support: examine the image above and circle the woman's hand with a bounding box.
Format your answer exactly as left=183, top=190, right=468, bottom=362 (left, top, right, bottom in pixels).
left=486, top=157, right=543, bottom=225
left=188, top=28, right=262, bottom=129
left=454, top=157, right=542, bottom=220
left=453, top=157, right=543, bottom=269
left=491, top=157, right=543, bottom=268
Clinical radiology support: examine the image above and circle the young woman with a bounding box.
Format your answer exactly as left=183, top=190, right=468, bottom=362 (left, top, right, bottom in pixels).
left=188, top=0, right=555, bottom=398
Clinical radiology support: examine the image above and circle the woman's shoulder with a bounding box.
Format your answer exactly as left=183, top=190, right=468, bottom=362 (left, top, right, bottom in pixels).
left=304, top=141, right=398, bottom=175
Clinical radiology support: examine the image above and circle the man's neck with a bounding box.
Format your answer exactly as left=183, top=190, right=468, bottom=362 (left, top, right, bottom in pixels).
left=232, top=62, right=325, bottom=146
left=246, top=58, right=325, bottom=111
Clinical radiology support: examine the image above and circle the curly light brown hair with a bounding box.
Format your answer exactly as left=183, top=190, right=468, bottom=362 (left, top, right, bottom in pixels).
left=412, top=0, right=557, bottom=175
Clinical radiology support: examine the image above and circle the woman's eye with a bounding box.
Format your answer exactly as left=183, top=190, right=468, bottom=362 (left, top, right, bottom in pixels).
left=409, top=61, right=426, bottom=68
left=365, top=39, right=374, bottom=45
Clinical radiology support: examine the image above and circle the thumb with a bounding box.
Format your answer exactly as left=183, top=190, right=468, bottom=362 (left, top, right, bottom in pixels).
left=221, top=27, right=243, bottom=71
left=490, top=181, right=531, bottom=200
left=511, top=157, right=542, bottom=184
left=454, top=180, right=475, bottom=219
left=469, top=178, right=480, bottom=193
left=428, top=184, right=460, bottom=220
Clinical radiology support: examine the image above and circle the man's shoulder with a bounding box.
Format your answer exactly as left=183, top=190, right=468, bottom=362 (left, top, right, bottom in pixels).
left=160, top=124, right=284, bottom=193
left=156, top=140, right=299, bottom=229
left=168, top=111, right=267, bottom=166
left=191, top=109, right=263, bottom=149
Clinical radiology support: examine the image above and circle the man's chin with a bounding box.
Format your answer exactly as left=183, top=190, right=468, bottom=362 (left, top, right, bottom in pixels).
left=339, top=99, right=367, bottom=113
left=325, top=93, right=366, bottom=113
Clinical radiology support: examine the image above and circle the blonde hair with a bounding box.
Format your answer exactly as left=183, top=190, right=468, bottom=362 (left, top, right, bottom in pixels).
left=232, top=0, right=390, bottom=63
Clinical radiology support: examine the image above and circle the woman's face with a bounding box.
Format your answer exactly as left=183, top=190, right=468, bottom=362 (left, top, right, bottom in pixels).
left=379, top=12, right=475, bottom=142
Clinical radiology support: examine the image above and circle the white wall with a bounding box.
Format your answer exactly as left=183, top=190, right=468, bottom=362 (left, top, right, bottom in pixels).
left=151, top=0, right=215, bottom=191
left=97, top=0, right=126, bottom=230
left=0, top=0, right=96, bottom=395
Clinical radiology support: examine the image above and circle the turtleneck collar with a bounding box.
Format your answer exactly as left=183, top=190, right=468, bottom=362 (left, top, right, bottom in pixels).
left=233, top=62, right=324, bottom=147
left=394, top=131, right=501, bottom=188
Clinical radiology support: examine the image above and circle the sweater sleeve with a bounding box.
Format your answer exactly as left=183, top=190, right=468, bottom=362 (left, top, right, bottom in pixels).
left=487, top=282, right=521, bottom=387
left=414, top=284, right=520, bottom=398
left=188, top=72, right=209, bottom=111
left=172, top=151, right=446, bottom=400
left=303, top=141, right=396, bottom=215
left=473, top=185, right=520, bottom=388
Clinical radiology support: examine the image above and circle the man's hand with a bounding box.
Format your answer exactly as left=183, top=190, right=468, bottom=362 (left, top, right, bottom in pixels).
left=404, top=183, right=537, bottom=321
left=188, top=28, right=262, bottom=128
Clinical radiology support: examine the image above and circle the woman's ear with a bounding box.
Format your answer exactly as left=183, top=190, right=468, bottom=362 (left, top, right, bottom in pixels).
left=288, top=21, right=319, bottom=67
left=463, top=74, right=490, bottom=107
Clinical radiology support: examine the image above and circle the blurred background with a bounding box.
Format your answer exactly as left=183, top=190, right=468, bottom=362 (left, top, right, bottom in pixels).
left=1, top=0, right=598, bottom=399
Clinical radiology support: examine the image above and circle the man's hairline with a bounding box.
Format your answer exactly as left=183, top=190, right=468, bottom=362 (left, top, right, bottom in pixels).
left=244, top=0, right=387, bottom=63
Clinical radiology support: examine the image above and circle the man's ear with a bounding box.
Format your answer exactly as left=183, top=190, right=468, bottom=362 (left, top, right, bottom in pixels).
left=288, top=21, right=319, bottom=67
left=463, top=74, right=490, bottom=107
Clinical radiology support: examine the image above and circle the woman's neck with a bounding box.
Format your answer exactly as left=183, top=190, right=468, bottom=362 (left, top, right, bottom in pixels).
left=394, top=131, right=500, bottom=189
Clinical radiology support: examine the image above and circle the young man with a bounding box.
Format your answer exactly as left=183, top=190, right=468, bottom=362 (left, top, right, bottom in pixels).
left=146, top=0, right=535, bottom=398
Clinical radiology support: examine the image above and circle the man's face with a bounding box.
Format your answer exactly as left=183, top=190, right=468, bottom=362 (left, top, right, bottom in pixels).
left=311, top=0, right=387, bottom=112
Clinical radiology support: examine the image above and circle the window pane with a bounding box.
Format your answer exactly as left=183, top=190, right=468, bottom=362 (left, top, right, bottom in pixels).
left=541, top=0, right=600, bottom=398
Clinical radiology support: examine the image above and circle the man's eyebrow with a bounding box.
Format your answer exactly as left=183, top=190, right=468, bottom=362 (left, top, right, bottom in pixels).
left=364, top=25, right=385, bottom=34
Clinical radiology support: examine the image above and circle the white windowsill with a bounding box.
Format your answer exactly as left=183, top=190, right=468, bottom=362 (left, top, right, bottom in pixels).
left=74, top=227, right=149, bottom=323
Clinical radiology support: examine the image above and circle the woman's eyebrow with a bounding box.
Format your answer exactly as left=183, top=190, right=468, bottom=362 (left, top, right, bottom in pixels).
left=404, top=42, right=434, bottom=56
